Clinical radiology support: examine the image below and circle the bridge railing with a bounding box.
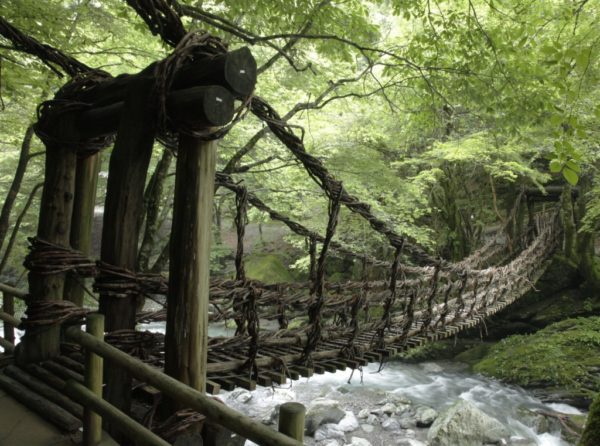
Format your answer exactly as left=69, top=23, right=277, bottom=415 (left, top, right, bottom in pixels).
left=0, top=303, right=304, bottom=446
left=63, top=315, right=303, bottom=446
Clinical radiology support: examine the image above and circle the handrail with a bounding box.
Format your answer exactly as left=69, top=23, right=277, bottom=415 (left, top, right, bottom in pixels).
left=65, top=380, right=170, bottom=446
left=65, top=326, right=303, bottom=446
left=0, top=282, right=27, bottom=299
left=0, top=310, right=20, bottom=328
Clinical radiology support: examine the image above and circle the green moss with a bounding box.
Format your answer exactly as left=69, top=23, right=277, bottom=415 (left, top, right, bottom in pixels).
left=245, top=254, right=294, bottom=283
left=454, top=343, right=493, bottom=367
left=474, top=317, right=600, bottom=397
left=580, top=393, right=600, bottom=446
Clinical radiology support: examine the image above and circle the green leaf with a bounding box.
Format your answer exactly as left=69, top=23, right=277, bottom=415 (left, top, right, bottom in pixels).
left=563, top=168, right=579, bottom=186
left=549, top=159, right=562, bottom=173
left=565, top=160, right=581, bottom=174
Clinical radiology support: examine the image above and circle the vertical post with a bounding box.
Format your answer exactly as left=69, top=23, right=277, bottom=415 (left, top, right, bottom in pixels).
left=65, top=153, right=101, bottom=306
left=278, top=402, right=305, bottom=442
left=98, top=78, right=155, bottom=434
left=19, top=139, right=77, bottom=363
left=164, top=134, right=216, bottom=398
left=2, top=292, right=14, bottom=344
left=83, top=313, right=104, bottom=446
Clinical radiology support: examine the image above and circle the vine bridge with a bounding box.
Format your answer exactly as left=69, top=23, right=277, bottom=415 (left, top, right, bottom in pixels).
left=0, top=5, right=566, bottom=445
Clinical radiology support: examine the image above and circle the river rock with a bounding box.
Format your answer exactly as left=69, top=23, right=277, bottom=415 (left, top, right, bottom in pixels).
left=427, top=399, right=510, bottom=446
left=339, top=411, right=360, bottom=432
left=230, top=388, right=253, bottom=404
left=415, top=406, right=438, bottom=427
left=305, top=398, right=346, bottom=435
left=358, top=409, right=370, bottom=419
left=349, top=437, right=372, bottom=446
left=360, top=424, right=374, bottom=433
left=372, top=403, right=398, bottom=415
left=399, top=414, right=417, bottom=429
left=314, top=423, right=345, bottom=441
left=366, top=414, right=379, bottom=424
left=515, top=407, right=560, bottom=434
left=260, top=405, right=280, bottom=425
left=396, top=439, right=428, bottom=446
left=382, top=417, right=401, bottom=431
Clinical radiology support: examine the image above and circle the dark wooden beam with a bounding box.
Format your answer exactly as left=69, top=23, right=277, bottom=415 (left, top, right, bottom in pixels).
left=77, top=47, right=256, bottom=108
left=76, top=85, right=235, bottom=141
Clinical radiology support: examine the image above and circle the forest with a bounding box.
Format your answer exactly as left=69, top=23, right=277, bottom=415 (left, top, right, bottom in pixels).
left=1, top=1, right=600, bottom=446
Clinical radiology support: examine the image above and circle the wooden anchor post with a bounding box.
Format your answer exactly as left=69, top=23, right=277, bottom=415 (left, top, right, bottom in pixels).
left=18, top=118, right=78, bottom=363
left=164, top=133, right=217, bottom=398
left=98, top=78, right=156, bottom=439
left=64, top=152, right=101, bottom=306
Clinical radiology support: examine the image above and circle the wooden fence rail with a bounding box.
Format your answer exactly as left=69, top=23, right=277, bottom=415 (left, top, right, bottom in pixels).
left=64, top=324, right=303, bottom=446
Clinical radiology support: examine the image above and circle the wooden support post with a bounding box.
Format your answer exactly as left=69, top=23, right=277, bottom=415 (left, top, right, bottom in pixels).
left=65, top=380, right=170, bottom=446
left=98, top=78, right=155, bottom=430
left=19, top=139, right=77, bottom=363
left=83, top=313, right=104, bottom=446
left=278, top=402, right=306, bottom=442
left=65, top=153, right=101, bottom=306
left=164, top=134, right=216, bottom=399
left=2, top=291, right=14, bottom=344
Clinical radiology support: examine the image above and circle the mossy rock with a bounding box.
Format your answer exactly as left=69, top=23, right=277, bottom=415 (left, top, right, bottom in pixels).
left=245, top=253, right=294, bottom=283
left=579, top=393, right=600, bottom=446
left=473, top=317, right=600, bottom=402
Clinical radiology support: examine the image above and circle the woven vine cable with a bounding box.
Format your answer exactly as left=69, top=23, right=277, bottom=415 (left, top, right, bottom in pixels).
left=301, top=186, right=343, bottom=366
left=371, top=242, right=404, bottom=352
left=341, top=276, right=368, bottom=361
left=419, top=264, right=441, bottom=337
left=240, top=285, right=260, bottom=380
left=451, top=272, right=469, bottom=322
left=433, top=280, right=454, bottom=330
left=234, top=185, right=248, bottom=282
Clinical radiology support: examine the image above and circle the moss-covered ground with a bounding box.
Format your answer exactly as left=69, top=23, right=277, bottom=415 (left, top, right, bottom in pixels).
left=473, top=317, right=600, bottom=400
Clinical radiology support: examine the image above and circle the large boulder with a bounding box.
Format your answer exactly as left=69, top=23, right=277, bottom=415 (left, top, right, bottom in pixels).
left=305, top=398, right=346, bottom=435
left=427, top=399, right=510, bottom=446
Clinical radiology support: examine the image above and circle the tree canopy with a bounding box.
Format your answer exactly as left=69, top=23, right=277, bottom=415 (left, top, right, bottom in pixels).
left=0, top=0, right=599, bottom=281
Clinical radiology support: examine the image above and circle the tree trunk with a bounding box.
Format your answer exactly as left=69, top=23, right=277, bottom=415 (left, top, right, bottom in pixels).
left=0, top=124, right=35, bottom=254
left=137, top=149, right=173, bottom=271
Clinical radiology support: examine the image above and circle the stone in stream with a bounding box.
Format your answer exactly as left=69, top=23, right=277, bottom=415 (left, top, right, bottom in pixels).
left=349, top=437, right=372, bottom=446
left=396, top=439, right=428, bottom=446
left=415, top=405, right=438, bottom=427
left=314, top=423, right=346, bottom=441
left=360, top=423, right=374, bottom=433
left=305, top=398, right=346, bottom=435
left=358, top=408, right=370, bottom=419
left=371, top=402, right=398, bottom=416
left=229, top=388, right=253, bottom=404
left=382, top=416, right=401, bottom=431
left=338, top=410, right=360, bottom=432
left=515, top=406, right=561, bottom=434
left=427, top=399, right=510, bottom=446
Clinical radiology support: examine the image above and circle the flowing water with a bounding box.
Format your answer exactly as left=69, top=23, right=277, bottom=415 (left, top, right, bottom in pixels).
left=0, top=320, right=584, bottom=445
